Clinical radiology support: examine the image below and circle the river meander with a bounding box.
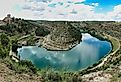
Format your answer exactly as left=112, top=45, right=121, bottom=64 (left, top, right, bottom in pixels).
left=17, top=33, right=112, bottom=71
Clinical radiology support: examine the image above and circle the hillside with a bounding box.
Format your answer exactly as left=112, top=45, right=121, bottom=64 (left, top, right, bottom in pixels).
left=0, top=16, right=121, bottom=82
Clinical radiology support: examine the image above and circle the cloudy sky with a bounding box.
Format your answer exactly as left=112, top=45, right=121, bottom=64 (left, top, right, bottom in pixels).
left=0, top=0, right=121, bottom=21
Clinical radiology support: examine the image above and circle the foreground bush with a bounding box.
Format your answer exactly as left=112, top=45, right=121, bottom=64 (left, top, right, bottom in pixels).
left=3, top=57, right=37, bottom=74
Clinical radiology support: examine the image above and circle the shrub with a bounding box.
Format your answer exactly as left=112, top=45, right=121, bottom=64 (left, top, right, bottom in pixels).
left=0, top=33, right=10, bottom=47
left=35, top=26, right=50, bottom=36
left=12, top=40, right=18, bottom=53
left=19, top=60, right=37, bottom=74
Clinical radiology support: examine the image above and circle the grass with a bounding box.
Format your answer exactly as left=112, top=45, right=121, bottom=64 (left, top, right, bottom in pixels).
left=107, top=34, right=120, bottom=52
left=10, top=35, right=22, bottom=40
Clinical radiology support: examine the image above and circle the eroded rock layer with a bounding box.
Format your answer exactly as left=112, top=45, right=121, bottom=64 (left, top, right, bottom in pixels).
left=41, top=23, right=82, bottom=50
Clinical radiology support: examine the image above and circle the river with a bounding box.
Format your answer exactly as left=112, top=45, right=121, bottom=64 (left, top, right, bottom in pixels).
left=17, top=33, right=112, bottom=71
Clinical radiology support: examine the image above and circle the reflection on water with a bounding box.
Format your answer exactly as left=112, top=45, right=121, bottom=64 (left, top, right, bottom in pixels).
left=17, top=33, right=112, bottom=71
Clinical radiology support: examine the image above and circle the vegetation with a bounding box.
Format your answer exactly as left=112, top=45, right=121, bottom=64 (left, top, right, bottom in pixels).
left=35, top=26, right=50, bottom=36
left=0, top=18, right=121, bottom=81
left=11, top=39, right=18, bottom=53
left=0, top=19, right=36, bottom=36
left=0, top=33, right=10, bottom=58
left=0, top=34, right=37, bottom=75
left=0, top=33, right=10, bottom=47
left=0, top=45, right=9, bottom=58
left=27, top=36, right=35, bottom=45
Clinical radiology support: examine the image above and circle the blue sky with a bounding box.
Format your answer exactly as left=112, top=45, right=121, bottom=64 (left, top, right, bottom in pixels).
left=84, top=0, right=121, bottom=13
left=0, top=0, right=121, bottom=21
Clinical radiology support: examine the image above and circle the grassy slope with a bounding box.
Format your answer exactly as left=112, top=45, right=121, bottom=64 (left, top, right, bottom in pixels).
left=0, top=58, right=43, bottom=82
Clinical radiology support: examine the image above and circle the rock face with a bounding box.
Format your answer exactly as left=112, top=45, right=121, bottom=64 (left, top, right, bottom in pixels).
left=41, top=24, right=82, bottom=50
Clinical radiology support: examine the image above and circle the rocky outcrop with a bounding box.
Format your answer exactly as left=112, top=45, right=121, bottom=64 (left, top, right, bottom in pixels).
left=41, top=24, right=82, bottom=50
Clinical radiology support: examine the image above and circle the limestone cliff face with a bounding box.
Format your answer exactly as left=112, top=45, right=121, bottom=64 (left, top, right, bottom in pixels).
left=41, top=24, right=82, bottom=50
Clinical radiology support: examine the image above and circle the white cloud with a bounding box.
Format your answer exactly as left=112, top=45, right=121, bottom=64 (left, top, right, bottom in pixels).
left=21, top=0, right=114, bottom=21
left=108, top=5, right=121, bottom=21
left=91, top=3, right=99, bottom=7
left=0, top=0, right=121, bottom=21
left=26, top=0, right=52, bottom=3
left=22, top=0, right=105, bottom=20
left=0, top=0, right=26, bottom=19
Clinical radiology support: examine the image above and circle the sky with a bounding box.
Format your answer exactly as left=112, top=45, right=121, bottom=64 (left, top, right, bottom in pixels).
left=0, top=0, right=121, bottom=21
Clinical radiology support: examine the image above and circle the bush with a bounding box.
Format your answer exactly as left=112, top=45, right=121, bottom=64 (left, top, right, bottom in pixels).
left=19, top=60, right=37, bottom=74
left=0, top=33, right=10, bottom=47
left=42, top=70, right=62, bottom=82
left=0, top=45, right=8, bottom=58
left=27, top=37, right=35, bottom=46
left=12, top=40, right=18, bottom=53
left=3, top=57, right=37, bottom=74
left=118, top=72, right=121, bottom=77
left=35, top=26, right=50, bottom=36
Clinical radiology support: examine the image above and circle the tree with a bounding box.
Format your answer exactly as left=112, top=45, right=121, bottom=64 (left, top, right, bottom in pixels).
left=27, top=37, right=35, bottom=46
left=0, top=45, right=7, bottom=58
left=0, top=24, right=17, bottom=35
left=12, top=40, right=18, bottom=53
left=0, top=33, right=10, bottom=47
left=35, top=26, right=50, bottom=36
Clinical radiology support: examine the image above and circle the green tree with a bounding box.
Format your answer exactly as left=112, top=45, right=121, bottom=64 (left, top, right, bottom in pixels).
left=0, top=45, right=8, bottom=58
left=12, top=40, right=18, bottom=53
left=0, top=33, right=10, bottom=47
left=35, top=26, right=50, bottom=36
left=27, top=37, right=35, bottom=46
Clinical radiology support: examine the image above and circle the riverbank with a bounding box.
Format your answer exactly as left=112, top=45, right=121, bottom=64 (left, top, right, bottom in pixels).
left=41, top=35, right=80, bottom=51
left=96, top=34, right=120, bottom=67
left=87, top=33, right=120, bottom=70
left=80, top=34, right=121, bottom=82
left=75, top=21, right=121, bottom=82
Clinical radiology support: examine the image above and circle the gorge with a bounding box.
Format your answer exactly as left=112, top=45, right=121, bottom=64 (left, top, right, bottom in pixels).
left=17, top=33, right=112, bottom=71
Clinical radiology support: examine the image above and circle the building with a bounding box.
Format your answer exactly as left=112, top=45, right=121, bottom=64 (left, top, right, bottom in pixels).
left=3, top=14, right=12, bottom=24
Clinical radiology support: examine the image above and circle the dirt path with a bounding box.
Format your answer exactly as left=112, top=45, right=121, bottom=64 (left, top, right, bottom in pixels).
left=17, top=34, right=30, bottom=41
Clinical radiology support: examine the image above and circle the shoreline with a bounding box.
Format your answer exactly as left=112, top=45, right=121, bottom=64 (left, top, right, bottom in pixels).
left=15, top=32, right=116, bottom=70
left=79, top=33, right=120, bottom=75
